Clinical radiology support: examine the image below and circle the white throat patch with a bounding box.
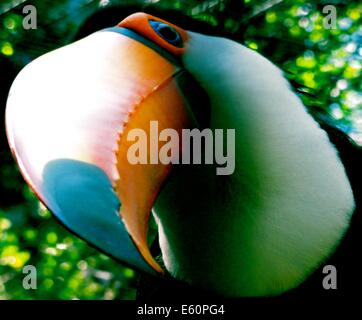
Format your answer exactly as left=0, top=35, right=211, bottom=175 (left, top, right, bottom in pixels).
left=153, top=32, right=355, bottom=297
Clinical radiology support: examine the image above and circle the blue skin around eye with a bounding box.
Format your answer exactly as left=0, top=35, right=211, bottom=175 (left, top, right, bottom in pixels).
left=41, top=159, right=156, bottom=275
left=149, top=20, right=183, bottom=48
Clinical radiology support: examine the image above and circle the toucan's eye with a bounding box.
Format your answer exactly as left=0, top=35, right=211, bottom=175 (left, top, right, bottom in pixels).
left=149, top=20, right=183, bottom=48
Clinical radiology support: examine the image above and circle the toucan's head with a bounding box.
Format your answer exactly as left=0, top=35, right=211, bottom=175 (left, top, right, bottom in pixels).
left=6, top=12, right=208, bottom=275
left=7, top=11, right=355, bottom=297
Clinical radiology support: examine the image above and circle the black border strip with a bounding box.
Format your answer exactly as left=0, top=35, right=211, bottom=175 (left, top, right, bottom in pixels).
left=100, top=26, right=183, bottom=67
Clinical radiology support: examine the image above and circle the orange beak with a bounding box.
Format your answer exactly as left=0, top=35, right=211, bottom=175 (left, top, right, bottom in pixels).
left=6, top=14, right=208, bottom=274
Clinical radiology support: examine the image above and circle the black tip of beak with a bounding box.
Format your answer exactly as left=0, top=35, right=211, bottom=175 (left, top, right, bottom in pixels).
left=41, top=159, right=157, bottom=275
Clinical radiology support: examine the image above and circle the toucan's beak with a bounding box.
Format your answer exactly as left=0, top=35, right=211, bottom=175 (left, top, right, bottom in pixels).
left=6, top=15, right=205, bottom=274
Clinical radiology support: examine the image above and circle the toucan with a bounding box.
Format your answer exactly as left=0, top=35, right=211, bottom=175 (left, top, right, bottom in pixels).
left=5, top=11, right=362, bottom=299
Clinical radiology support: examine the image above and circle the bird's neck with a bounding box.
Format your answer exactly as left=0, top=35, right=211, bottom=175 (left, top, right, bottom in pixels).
left=153, top=32, right=355, bottom=297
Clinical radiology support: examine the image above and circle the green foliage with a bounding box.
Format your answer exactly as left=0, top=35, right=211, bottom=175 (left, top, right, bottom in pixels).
left=0, top=194, right=137, bottom=299
left=0, top=0, right=361, bottom=300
